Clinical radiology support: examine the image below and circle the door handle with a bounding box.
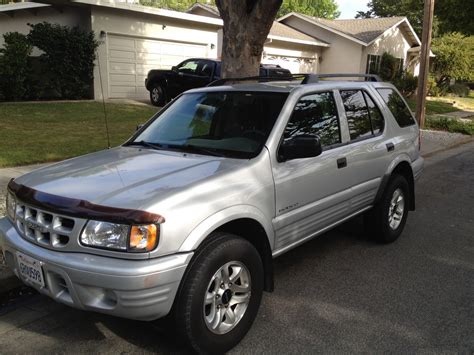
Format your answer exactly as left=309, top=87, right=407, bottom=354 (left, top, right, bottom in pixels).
left=337, top=157, right=347, bottom=169
left=386, top=142, right=395, bottom=152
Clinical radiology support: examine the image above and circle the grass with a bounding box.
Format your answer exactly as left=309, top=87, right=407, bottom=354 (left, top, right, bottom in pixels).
left=425, top=116, right=474, bottom=136
left=406, top=97, right=461, bottom=114
left=0, top=102, right=159, bottom=167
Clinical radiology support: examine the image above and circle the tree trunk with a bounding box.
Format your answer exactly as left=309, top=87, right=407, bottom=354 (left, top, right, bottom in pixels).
left=216, top=0, right=282, bottom=78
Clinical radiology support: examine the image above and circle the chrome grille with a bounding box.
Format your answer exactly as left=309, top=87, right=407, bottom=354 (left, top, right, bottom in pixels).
left=15, top=202, right=75, bottom=248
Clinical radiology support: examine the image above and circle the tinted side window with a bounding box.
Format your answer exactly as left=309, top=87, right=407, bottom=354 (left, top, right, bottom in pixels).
left=341, top=90, right=373, bottom=140
left=363, top=92, right=384, bottom=135
left=284, top=92, right=340, bottom=148
left=377, top=88, right=415, bottom=127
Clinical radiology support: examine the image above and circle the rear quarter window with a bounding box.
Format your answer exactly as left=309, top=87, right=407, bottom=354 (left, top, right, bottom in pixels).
left=377, top=88, right=416, bottom=127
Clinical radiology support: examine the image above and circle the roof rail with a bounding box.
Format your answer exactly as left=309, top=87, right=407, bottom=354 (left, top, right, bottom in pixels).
left=206, top=73, right=381, bottom=87
left=309, top=73, right=382, bottom=82
left=207, top=74, right=312, bottom=87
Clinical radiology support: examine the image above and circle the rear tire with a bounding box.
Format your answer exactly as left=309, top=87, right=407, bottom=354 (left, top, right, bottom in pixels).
left=174, top=232, right=264, bottom=354
left=365, top=174, right=410, bottom=243
left=149, top=83, right=165, bottom=106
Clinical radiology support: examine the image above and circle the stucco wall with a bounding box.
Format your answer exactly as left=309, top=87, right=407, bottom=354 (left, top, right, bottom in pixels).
left=362, top=25, right=411, bottom=73
left=281, top=17, right=364, bottom=75
left=91, top=6, right=219, bottom=99
left=0, top=7, right=91, bottom=55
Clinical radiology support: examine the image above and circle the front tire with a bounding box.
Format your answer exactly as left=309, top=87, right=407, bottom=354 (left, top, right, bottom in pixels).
left=174, top=233, right=264, bottom=353
left=149, top=83, right=165, bottom=106
left=365, top=174, right=410, bottom=243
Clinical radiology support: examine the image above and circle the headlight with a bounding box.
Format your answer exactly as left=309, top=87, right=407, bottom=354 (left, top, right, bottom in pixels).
left=6, top=191, right=16, bottom=221
left=80, top=220, right=158, bottom=252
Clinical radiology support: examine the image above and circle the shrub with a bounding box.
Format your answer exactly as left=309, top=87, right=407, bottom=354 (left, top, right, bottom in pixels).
left=378, top=52, right=402, bottom=81
left=428, top=75, right=442, bottom=96
left=27, top=22, right=98, bottom=100
left=425, top=116, right=474, bottom=135
left=448, top=83, right=470, bottom=97
left=0, top=32, right=32, bottom=101
left=393, top=72, right=418, bottom=97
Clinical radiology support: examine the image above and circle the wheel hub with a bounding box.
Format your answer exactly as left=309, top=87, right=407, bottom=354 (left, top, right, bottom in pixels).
left=203, top=261, right=251, bottom=335
left=388, top=188, right=405, bottom=230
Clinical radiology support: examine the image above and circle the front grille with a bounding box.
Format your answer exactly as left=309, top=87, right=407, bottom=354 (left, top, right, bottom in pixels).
left=15, top=202, right=75, bottom=248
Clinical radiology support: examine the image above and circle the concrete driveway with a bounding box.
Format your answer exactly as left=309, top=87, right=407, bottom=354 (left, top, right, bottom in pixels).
left=0, top=139, right=473, bottom=353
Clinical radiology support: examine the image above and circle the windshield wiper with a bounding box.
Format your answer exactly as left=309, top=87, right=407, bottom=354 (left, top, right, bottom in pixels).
left=171, top=144, right=225, bottom=157
left=125, top=140, right=163, bottom=150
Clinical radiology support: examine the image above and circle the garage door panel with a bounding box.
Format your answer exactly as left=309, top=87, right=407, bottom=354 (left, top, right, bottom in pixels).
left=109, top=62, right=136, bottom=74
left=108, top=36, right=135, bottom=50
left=109, top=49, right=135, bottom=60
left=107, top=34, right=208, bottom=99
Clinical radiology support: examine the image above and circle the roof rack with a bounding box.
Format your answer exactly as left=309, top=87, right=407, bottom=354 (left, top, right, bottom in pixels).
left=207, top=73, right=381, bottom=87
left=207, top=74, right=310, bottom=87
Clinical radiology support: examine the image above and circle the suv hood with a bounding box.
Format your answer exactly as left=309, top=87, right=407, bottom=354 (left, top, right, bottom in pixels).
left=14, top=147, right=243, bottom=210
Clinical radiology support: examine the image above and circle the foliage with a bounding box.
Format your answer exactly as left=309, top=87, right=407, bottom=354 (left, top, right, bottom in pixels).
left=139, top=0, right=215, bottom=11
left=277, top=0, right=340, bottom=18
left=425, top=116, right=474, bottom=136
left=427, top=75, right=442, bottom=96
left=0, top=32, right=32, bottom=101
left=405, top=97, right=459, bottom=114
left=355, top=0, right=474, bottom=37
left=448, top=83, right=470, bottom=97
left=0, top=102, right=158, bottom=167
left=393, top=72, right=418, bottom=97
left=356, top=0, right=424, bottom=36
left=431, top=33, right=474, bottom=90
left=27, top=22, right=99, bottom=100
left=377, top=52, right=401, bottom=81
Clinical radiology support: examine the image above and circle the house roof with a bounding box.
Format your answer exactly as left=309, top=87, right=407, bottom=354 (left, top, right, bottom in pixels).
left=278, top=12, right=421, bottom=47
left=186, top=3, right=329, bottom=47
left=0, top=2, right=50, bottom=13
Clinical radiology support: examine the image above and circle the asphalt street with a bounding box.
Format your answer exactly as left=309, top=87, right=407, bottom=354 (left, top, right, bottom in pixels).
left=0, top=142, right=473, bottom=353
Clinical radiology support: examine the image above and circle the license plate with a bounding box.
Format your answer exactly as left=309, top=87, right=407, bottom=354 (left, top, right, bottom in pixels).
left=17, top=252, right=45, bottom=288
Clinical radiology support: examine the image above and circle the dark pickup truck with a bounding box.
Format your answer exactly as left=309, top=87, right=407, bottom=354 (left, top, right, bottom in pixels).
left=145, top=58, right=291, bottom=106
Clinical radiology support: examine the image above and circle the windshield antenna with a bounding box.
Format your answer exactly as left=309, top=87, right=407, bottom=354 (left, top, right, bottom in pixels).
left=97, top=38, right=111, bottom=149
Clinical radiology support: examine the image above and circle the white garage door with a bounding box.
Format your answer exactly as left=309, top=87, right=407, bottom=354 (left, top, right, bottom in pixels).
left=107, top=34, right=208, bottom=99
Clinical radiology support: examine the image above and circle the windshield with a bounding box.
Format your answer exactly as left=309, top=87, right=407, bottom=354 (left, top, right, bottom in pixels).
left=131, top=91, right=288, bottom=158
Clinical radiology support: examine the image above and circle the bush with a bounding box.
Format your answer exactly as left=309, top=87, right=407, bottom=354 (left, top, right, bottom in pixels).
left=425, top=116, right=474, bottom=135
left=378, top=52, right=402, bottom=82
left=0, top=32, right=32, bottom=101
left=393, top=72, right=418, bottom=97
left=448, top=83, right=470, bottom=97
left=27, top=22, right=98, bottom=100
left=428, top=75, right=442, bottom=96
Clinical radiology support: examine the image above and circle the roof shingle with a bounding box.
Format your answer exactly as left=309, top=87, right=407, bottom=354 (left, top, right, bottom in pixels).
left=299, top=14, right=406, bottom=44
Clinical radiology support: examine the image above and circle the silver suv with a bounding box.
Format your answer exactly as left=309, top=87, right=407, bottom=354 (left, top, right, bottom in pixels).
left=1, top=74, right=423, bottom=353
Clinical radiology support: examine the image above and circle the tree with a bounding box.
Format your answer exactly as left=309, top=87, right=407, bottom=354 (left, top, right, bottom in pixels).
left=277, top=0, right=340, bottom=18
left=216, top=0, right=283, bottom=78
left=431, top=32, right=474, bottom=89
left=0, top=32, right=32, bottom=101
left=355, top=0, right=474, bottom=37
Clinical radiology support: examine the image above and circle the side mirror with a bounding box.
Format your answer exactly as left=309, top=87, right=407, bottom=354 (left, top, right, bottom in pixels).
left=279, top=134, right=322, bottom=161
left=136, top=124, right=144, bottom=131
left=171, top=66, right=178, bottom=73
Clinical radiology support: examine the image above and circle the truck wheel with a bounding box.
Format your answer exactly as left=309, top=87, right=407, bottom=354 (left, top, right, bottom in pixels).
left=174, top=232, right=264, bottom=353
left=149, top=84, right=165, bottom=106
left=365, top=174, right=409, bottom=243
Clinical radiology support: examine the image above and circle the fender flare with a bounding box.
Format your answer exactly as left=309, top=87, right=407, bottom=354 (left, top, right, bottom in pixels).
left=178, top=205, right=275, bottom=253
left=374, top=154, right=415, bottom=210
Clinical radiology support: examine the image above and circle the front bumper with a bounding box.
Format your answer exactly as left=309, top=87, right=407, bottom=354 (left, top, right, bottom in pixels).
left=0, top=217, right=192, bottom=321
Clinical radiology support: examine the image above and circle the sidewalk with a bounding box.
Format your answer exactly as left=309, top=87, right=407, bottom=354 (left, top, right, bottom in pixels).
left=1, top=131, right=473, bottom=295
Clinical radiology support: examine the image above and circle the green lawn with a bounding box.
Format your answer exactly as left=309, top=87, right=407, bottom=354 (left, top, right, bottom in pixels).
left=406, top=97, right=461, bottom=114
left=0, top=102, right=159, bottom=167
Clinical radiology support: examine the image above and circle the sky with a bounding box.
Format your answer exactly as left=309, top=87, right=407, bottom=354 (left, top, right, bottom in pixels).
left=336, top=0, right=369, bottom=19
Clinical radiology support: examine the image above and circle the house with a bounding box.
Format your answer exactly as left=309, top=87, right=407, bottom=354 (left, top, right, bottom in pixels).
left=0, top=1, right=424, bottom=101
left=277, top=12, right=424, bottom=76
